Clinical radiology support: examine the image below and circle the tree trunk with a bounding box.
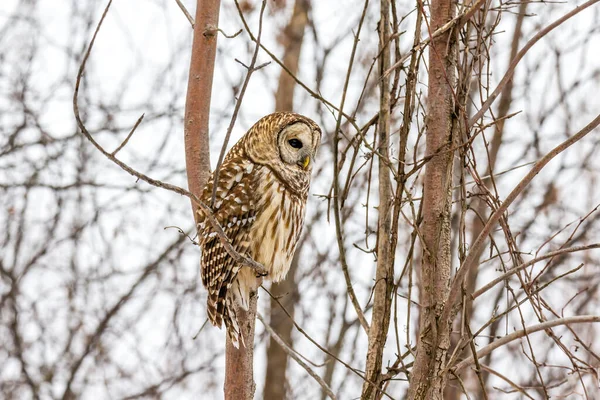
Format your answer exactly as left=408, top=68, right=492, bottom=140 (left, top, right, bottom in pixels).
left=263, top=2, right=310, bottom=399
left=184, top=1, right=256, bottom=399
left=184, top=0, right=220, bottom=203
left=406, top=0, right=457, bottom=397
left=361, top=1, right=393, bottom=398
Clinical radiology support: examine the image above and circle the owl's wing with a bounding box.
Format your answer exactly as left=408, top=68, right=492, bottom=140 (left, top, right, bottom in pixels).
left=197, top=151, right=257, bottom=347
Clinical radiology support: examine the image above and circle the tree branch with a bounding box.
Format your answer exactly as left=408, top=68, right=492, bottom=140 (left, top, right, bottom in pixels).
left=472, top=244, right=600, bottom=299
left=453, top=316, right=600, bottom=373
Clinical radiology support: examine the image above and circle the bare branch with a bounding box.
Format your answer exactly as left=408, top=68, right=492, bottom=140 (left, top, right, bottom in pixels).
left=453, top=316, right=600, bottom=373
left=111, top=113, right=144, bottom=156
left=174, top=0, right=194, bottom=27
left=331, top=0, right=371, bottom=337
left=361, top=0, right=394, bottom=398
left=473, top=244, right=600, bottom=299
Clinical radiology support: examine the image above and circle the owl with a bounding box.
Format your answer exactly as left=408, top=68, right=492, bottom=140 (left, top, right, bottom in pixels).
left=196, top=112, right=322, bottom=347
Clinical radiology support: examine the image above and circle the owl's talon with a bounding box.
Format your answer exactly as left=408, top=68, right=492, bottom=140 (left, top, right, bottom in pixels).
left=256, top=270, right=268, bottom=278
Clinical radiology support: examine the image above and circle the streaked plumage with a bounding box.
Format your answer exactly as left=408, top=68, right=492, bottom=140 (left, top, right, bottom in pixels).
left=197, top=112, right=321, bottom=347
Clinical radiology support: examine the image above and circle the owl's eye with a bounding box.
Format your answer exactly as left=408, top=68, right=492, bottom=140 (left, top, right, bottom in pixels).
left=288, top=139, right=303, bottom=149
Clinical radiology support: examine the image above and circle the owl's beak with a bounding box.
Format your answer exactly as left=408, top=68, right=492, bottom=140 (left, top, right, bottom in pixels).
left=299, top=155, right=311, bottom=170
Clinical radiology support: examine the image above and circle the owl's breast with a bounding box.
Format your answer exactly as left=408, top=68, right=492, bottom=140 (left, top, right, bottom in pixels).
left=249, top=169, right=306, bottom=282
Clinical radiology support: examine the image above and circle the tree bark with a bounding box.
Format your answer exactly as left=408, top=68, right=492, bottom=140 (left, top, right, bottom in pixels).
left=406, top=0, right=457, bottom=397
left=184, top=0, right=220, bottom=202
left=263, top=2, right=310, bottom=399
left=361, top=1, right=393, bottom=398
left=224, top=295, right=258, bottom=400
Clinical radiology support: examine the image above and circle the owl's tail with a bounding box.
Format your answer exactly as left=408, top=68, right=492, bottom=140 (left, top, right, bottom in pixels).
left=207, top=285, right=245, bottom=349
left=223, top=297, right=245, bottom=348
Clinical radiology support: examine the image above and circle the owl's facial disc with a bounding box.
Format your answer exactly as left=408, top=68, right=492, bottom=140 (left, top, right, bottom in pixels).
left=278, top=122, right=317, bottom=170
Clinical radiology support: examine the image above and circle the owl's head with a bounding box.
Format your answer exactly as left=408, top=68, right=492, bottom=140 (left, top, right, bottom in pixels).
left=244, top=112, right=321, bottom=193
left=277, top=121, right=320, bottom=172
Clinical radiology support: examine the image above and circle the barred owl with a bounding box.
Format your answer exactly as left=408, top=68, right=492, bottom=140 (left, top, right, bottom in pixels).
left=197, top=112, right=321, bottom=347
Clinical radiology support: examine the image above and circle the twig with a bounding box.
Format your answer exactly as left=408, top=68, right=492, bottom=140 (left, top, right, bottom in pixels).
left=164, top=226, right=199, bottom=246
left=331, top=0, right=371, bottom=337
left=218, top=28, right=242, bottom=38
left=174, top=0, right=194, bottom=27
left=465, top=322, right=489, bottom=400
left=473, top=244, right=600, bottom=299
left=453, top=315, right=600, bottom=373
left=257, top=313, right=337, bottom=400
left=192, top=318, right=210, bottom=340
left=111, top=113, right=144, bottom=156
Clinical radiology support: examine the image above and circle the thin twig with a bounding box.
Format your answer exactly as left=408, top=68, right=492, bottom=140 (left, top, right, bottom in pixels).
left=174, top=0, right=194, bottom=27
left=453, top=315, right=600, bottom=373
left=163, top=226, right=199, bottom=246
left=473, top=244, right=600, bottom=299
left=111, top=113, right=144, bottom=156
left=218, top=28, right=242, bottom=38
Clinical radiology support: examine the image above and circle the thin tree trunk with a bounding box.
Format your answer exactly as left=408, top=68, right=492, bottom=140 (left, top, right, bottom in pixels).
left=184, top=1, right=256, bottom=399
left=406, top=0, right=457, bottom=397
left=361, top=1, right=393, bottom=398
left=184, top=0, right=220, bottom=203
left=264, top=2, right=310, bottom=399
